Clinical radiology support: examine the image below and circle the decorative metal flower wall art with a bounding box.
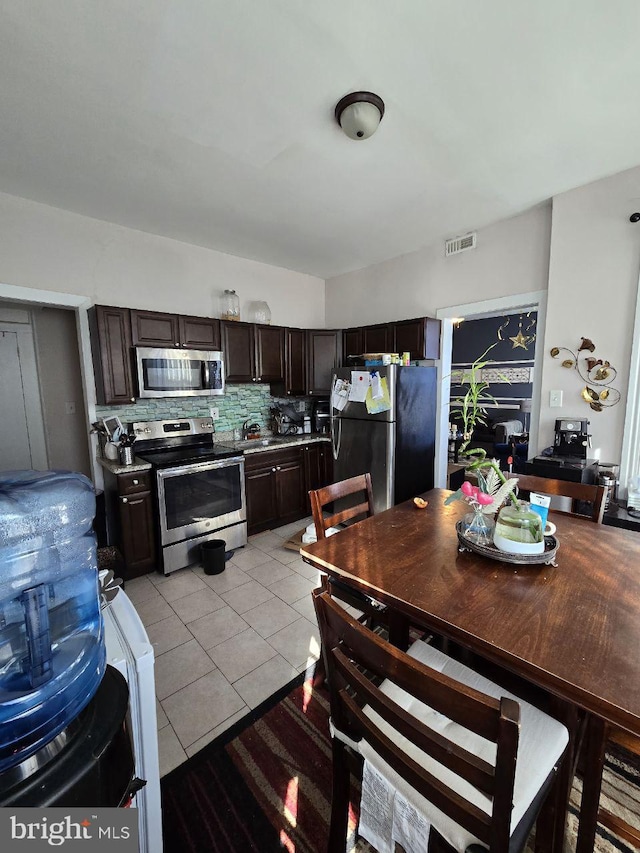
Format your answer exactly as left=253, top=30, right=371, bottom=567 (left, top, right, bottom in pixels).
left=549, top=337, right=621, bottom=412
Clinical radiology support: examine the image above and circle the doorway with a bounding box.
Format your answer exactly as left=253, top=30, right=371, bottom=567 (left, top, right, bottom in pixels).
left=0, top=283, right=96, bottom=480
left=0, top=320, right=48, bottom=470
left=435, top=290, right=548, bottom=488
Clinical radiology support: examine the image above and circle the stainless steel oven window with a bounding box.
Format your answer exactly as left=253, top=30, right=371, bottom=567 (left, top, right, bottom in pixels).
left=156, top=457, right=246, bottom=546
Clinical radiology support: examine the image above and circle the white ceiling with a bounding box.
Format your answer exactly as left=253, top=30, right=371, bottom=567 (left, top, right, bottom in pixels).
left=2, top=1, right=640, bottom=279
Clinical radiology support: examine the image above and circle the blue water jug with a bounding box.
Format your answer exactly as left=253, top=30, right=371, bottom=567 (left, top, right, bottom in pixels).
left=0, top=470, right=106, bottom=774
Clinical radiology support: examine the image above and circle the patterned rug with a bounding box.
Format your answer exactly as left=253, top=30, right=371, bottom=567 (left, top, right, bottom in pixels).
left=161, top=673, right=640, bottom=853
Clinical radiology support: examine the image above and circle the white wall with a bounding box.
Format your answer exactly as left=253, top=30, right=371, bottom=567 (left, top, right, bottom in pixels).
left=325, top=203, right=552, bottom=326
left=0, top=192, right=325, bottom=327
left=540, top=165, right=640, bottom=463
left=327, top=168, right=640, bottom=467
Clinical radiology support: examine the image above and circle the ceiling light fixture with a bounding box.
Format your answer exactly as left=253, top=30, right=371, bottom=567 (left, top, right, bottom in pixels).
left=335, top=91, right=385, bottom=140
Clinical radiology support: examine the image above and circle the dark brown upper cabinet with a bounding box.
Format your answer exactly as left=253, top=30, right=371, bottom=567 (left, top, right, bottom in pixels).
left=221, top=321, right=284, bottom=383
left=393, top=317, right=441, bottom=360
left=362, top=323, right=391, bottom=353
left=130, top=310, right=180, bottom=347
left=131, top=309, right=220, bottom=349
left=178, top=315, right=221, bottom=350
left=89, top=305, right=136, bottom=406
left=342, top=327, right=363, bottom=361
left=307, top=329, right=340, bottom=396
left=283, top=328, right=307, bottom=396
left=221, top=321, right=255, bottom=382
left=255, top=324, right=285, bottom=382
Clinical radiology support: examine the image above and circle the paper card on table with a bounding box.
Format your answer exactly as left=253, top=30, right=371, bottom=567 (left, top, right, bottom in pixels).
left=365, top=377, right=391, bottom=414
left=349, top=371, right=371, bottom=402
left=331, top=378, right=349, bottom=411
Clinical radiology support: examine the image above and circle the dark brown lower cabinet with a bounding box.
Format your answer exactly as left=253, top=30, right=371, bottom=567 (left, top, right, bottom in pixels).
left=303, top=443, right=333, bottom=496
left=104, top=469, right=157, bottom=578
left=245, top=464, right=280, bottom=534
left=245, top=446, right=306, bottom=535
left=245, top=442, right=332, bottom=535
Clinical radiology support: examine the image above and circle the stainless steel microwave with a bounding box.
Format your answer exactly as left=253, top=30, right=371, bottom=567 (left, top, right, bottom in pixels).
left=135, top=347, right=225, bottom=398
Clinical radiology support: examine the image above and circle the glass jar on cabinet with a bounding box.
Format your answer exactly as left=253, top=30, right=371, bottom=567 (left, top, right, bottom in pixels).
left=248, top=301, right=271, bottom=325
left=220, top=289, right=240, bottom=322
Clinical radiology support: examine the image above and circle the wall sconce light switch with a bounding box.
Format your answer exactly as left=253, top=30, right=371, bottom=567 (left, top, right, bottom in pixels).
left=549, top=390, right=563, bottom=408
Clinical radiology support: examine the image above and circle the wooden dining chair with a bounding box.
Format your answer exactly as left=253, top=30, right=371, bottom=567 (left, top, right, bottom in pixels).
left=578, top=719, right=640, bottom=850
left=308, top=474, right=389, bottom=685
left=506, top=473, right=640, bottom=849
left=309, top=472, right=382, bottom=618
left=505, top=473, right=606, bottom=523
left=313, top=588, right=570, bottom=853
left=309, top=472, right=375, bottom=539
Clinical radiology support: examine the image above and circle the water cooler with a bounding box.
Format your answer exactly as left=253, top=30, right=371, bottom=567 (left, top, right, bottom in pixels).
left=0, top=470, right=136, bottom=807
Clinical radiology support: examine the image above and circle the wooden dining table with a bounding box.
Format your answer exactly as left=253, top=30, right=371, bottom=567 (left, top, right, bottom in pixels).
left=300, top=489, right=640, bottom=851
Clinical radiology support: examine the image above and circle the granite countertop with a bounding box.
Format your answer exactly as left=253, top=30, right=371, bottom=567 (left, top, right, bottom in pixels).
left=230, top=433, right=331, bottom=454
left=96, top=434, right=330, bottom=473
left=97, top=456, right=152, bottom=475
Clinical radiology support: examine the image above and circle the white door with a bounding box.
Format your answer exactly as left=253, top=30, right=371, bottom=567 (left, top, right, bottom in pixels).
left=0, top=330, right=46, bottom=471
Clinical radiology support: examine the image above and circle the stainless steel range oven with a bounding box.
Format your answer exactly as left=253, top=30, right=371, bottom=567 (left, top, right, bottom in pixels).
left=133, top=419, right=246, bottom=575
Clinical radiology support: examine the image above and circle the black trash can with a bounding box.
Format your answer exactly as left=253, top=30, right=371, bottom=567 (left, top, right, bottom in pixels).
left=201, top=539, right=226, bottom=575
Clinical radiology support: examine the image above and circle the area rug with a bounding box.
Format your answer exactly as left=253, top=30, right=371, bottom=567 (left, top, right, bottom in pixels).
left=161, top=673, right=640, bottom=853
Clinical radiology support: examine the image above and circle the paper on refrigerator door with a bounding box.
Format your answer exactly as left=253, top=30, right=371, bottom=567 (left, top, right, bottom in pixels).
left=331, top=378, right=349, bottom=411
left=349, top=371, right=371, bottom=402
left=365, top=377, right=391, bottom=414
left=370, top=370, right=383, bottom=399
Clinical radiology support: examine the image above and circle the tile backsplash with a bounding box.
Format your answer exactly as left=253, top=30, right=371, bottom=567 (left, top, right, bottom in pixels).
left=96, top=384, right=309, bottom=434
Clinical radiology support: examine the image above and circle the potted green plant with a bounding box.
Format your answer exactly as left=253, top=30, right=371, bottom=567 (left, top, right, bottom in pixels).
left=447, top=345, right=519, bottom=539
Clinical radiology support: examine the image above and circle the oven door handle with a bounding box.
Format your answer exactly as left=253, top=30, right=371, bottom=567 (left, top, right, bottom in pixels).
left=156, top=456, right=245, bottom=481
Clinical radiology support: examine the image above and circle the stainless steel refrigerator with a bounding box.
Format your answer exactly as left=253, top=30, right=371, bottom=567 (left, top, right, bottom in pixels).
left=331, top=365, right=437, bottom=513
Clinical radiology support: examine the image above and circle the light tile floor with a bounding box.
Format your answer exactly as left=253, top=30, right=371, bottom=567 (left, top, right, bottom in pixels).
left=124, top=518, right=325, bottom=777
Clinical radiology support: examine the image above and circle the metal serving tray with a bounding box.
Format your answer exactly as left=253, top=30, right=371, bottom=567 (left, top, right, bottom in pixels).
left=455, top=520, right=559, bottom=567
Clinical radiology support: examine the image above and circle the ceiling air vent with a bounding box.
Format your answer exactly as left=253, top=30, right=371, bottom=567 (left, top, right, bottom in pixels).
left=445, top=232, right=477, bottom=257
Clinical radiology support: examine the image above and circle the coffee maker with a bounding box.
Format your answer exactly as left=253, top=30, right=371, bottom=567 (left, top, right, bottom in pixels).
left=553, top=418, right=591, bottom=459
left=313, top=399, right=331, bottom=435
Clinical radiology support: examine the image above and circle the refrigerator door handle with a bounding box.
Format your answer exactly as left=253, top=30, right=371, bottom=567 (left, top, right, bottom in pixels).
left=330, top=373, right=341, bottom=461
left=331, top=414, right=341, bottom=461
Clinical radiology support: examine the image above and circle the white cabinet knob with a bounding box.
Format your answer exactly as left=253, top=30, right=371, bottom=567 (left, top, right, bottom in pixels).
left=133, top=479, right=139, bottom=485
left=121, top=497, right=128, bottom=503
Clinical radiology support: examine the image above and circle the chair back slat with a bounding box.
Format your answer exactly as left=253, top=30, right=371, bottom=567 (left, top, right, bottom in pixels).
left=309, top=473, right=375, bottom=540
left=321, top=500, right=372, bottom=531
left=505, top=473, right=605, bottom=523
left=333, top=646, right=497, bottom=796
left=316, top=589, right=503, bottom=741
left=340, top=689, right=494, bottom=845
